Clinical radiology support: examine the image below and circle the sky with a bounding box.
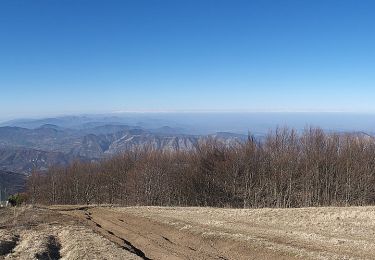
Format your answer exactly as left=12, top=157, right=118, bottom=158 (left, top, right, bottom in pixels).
left=1, top=0, right=375, bottom=120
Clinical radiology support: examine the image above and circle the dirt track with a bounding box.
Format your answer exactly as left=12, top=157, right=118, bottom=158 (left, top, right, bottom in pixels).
left=2, top=206, right=375, bottom=259
left=58, top=207, right=270, bottom=260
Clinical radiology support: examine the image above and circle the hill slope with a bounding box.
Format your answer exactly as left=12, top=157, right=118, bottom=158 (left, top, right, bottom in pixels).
left=0, top=170, right=26, bottom=195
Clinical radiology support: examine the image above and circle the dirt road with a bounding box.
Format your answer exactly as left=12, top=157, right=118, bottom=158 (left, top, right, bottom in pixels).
left=58, top=206, right=278, bottom=260
left=2, top=206, right=375, bottom=259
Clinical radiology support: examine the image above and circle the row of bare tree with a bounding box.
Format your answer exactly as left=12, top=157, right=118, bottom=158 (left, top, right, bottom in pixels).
left=27, top=128, right=375, bottom=208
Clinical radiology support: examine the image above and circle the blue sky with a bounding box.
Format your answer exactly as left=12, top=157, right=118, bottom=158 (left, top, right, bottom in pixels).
left=1, top=0, right=375, bottom=120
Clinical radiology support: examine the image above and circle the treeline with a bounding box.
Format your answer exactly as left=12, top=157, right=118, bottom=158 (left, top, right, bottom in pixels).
left=27, top=128, right=375, bottom=208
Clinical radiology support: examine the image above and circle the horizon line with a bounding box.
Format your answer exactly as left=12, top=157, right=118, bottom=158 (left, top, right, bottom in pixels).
left=111, top=109, right=375, bottom=114
left=2, top=110, right=375, bottom=124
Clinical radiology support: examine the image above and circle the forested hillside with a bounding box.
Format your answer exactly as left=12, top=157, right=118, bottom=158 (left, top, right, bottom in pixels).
left=28, top=127, right=375, bottom=208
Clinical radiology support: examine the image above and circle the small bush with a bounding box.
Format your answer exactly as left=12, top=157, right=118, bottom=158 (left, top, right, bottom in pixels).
left=8, top=193, right=28, bottom=206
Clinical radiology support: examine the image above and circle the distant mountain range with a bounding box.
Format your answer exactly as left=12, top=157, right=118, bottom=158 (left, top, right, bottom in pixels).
left=0, top=116, right=247, bottom=178
left=0, top=124, right=245, bottom=167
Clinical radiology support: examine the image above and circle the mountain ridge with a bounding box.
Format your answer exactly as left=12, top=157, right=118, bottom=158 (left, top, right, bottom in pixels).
left=0, top=121, right=247, bottom=175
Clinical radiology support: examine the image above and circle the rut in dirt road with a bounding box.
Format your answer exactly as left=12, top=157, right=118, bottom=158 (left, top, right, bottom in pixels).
left=83, top=209, right=151, bottom=260
left=121, top=236, right=151, bottom=260
left=102, top=225, right=151, bottom=259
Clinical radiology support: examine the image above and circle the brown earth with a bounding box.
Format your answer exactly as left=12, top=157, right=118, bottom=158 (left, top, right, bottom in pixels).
left=2, top=205, right=375, bottom=259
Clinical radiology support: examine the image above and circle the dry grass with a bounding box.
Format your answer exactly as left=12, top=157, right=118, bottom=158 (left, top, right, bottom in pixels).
left=112, top=206, right=375, bottom=259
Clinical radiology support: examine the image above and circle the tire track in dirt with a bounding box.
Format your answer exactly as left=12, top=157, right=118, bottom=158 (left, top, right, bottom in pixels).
left=82, top=208, right=151, bottom=260
left=73, top=207, right=236, bottom=260
left=107, top=230, right=151, bottom=260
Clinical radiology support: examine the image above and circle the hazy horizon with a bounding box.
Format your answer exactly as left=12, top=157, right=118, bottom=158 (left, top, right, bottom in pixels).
left=2, top=111, right=375, bottom=135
